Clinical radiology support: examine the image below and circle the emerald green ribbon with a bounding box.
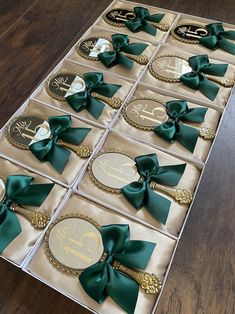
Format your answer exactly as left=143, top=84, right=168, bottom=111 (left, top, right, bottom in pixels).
left=199, top=23, right=235, bottom=55
left=29, top=115, right=91, bottom=174
left=180, top=54, right=228, bottom=101
left=125, top=6, right=164, bottom=36
left=154, top=100, right=207, bottom=152
left=66, top=72, right=121, bottom=119
left=98, top=34, right=148, bottom=69
left=0, top=175, right=54, bottom=253
left=121, top=154, right=186, bottom=224
left=80, top=224, right=156, bottom=314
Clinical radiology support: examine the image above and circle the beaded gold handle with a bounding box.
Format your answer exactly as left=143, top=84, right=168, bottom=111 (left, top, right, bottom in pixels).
left=152, top=22, right=170, bottom=31
left=199, top=127, right=216, bottom=139
left=91, top=92, right=122, bottom=109
left=58, top=140, right=92, bottom=158
left=113, top=260, right=162, bottom=295
left=11, top=202, right=50, bottom=229
left=122, top=52, right=149, bottom=65
left=146, top=181, right=193, bottom=205
left=205, top=75, right=234, bottom=87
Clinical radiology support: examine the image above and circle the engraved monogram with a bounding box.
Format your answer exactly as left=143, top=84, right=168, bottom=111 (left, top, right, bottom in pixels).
left=105, top=9, right=136, bottom=25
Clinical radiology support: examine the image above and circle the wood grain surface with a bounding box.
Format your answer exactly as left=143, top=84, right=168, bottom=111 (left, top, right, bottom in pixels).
left=0, top=1, right=234, bottom=313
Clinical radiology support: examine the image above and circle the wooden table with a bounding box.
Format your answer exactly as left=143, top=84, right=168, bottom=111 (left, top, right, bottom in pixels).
left=0, top=1, right=234, bottom=313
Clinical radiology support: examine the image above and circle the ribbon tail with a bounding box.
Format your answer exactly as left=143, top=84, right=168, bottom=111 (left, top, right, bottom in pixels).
left=60, top=127, right=91, bottom=145
left=106, top=266, right=139, bottom=314
left=0, top=210, right=22, bottom=253
left=15, top=183, right=54, bottom=206
left=174, top=123, right=200, bottom=153
left=123, top=43, right=148, bottom=55
left=199, top=76, right=220, bottom=101
left=219, top=37, right=235, bottom=55
left=145, top=185, right=170, bottom=225
left=94, top=83, right=121, bottom=97
left=86, top=94, right=105, bottom=119
left=142, top=21, right=157, bottom=36
left=46, top=142, right=71, bottom=174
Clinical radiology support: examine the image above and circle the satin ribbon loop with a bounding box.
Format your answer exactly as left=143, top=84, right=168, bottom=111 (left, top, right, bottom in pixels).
left=79, top=224, right=156, bottom=313
left=125, top=6, right=164, bottom=36
left=199, top=22, right=235, bottom=55
left=0, top=175, right=53, bottom=253
left=29, top=115, right=91, bottom=173
left=66, top=72, right=121, bottom=119
left=180, top=54, right=228, bottom=100
left=98, top=34, right=148, bottom=69
left=154, top=99, right=207, bottom=152
left=121, top=154, right=186, bottom=224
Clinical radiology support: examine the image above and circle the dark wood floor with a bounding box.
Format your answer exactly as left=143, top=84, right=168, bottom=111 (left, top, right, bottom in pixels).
left=0, top=1, right=235, bottom=313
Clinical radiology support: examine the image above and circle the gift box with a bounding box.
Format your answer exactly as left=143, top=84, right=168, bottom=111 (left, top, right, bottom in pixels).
left=78, top=131, right=201, bottom=237
left=31, top=59, right=134, bottom=127
left=141, top=44, right=235, bottom=109
left=66, top=27, right=156, bottom=80
left=0, top=100, right=104, bottom=186
left=112, top=84, right=221, bottom=164
left=0, top=156, right=67, bottom=266
left=165, top=14, right=235, bottom=65
left=94, top=0, right=177, bottom=45
left=24, top=192, right=177, bottom=314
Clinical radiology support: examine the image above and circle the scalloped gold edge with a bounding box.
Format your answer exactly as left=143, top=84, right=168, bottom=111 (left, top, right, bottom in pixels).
left=122, top=96, right=168, bottom=131
left=44, top=213, right=102, bottom=276
left=88, top=149, right=135, bottom=194
left=5, top=113, right=48, bottom=150
left=149, top=54, right=189, bottom=83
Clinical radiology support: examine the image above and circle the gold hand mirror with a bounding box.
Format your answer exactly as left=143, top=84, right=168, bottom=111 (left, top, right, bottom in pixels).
left=122, top=97, right=215, bottom=140
left=76, top=36, right=149, bottom=66
left=45, top=214, right=161, bottom=295
left=149, top=55, right=234, bottom=87
left=103, top=8, right=169, bottom=31
left=88, top=151, right=193, bottom=204
left=0, top=173, right=49, bottom=229
left=46, top=72, right=122, bottom=109
left=5, top=114, right=92, bottom=158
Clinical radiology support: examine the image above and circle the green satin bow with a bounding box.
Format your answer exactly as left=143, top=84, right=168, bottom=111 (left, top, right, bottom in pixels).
left=79, top=224, right=156, bottom=314
left=180, top=54, right=228, bottom=101
left=29, top=115, right=91, bottom=174
left=98, top=34, right=148, bottom=69
left=0, top=175, right=54, bottom=253
left=121, top=154, right=186, bottom=224
left=66, top=72, right=121, bottom=119
left=154, top=100, right=207, bottom=152
left=199, top=23, right=235, bottom=55
left=125, top=6, right=164, bottom=36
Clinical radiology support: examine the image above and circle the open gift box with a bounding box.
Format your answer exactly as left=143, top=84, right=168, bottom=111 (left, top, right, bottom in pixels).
left=0, top=156, right=67, bottom=266
left=165, top=14, right=235, bottom=65
left=94, top=0, right=178, bottom=45
left=0, top=100, right=104, bottom=186
left=112, top=84, right=221, bottom=164
left=77, top=131, right=201, bottom=237
left=141, top=44, right=235, bottom=109
left=31, top=59, right=134, bottom=127
left=24, top=192, right=176, bottom=314
left=66, top=27, right=157, bottom=80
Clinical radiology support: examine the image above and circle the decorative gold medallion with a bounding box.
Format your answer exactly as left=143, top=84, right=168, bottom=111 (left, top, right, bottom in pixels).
left=46, top=72, right=86, bottom=101
left=123, top=97, right=168, bottom=130
left=0, top=173, right=50, bottom=229
left=5, top=115, right=50, bottom=150
left=149, top=55, right=191, bottom=83
left=171, top=24, right=209, bottom=44
left=88, top=150, right=193, bottom=204
left=45, top=214, right=162, bottom=294
left=89, top=151, right=140, bottom=192
left=104, top=9, right=136, bottom=27
left=76, top=37, right=113, bottom=61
